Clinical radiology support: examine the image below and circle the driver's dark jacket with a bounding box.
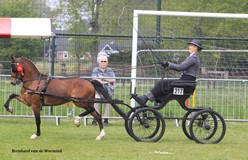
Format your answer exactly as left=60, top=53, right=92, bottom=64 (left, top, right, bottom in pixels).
left=168, top=53, right=200, bottom=78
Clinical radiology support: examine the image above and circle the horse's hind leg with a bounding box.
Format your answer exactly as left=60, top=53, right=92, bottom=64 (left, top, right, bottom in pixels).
left=74, top=106, right=96, bottom=127
left=90, top=110, right=105, bottom=140
left=74, top=106, right=105, bottom=140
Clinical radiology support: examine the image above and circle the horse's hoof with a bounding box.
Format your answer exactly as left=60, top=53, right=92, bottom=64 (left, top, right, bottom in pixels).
left=74, top=116, right=81, bottom=127
left=96, top=129, right=105, bottom=140
left=30, top=134, right=39, bottom=139
left=8, top=106, right=13, bottom=113
left=75, top=122, right=80, bottom=127
left=5, top=106, right=13, bottom=113
left=96, top=136, right=104, bottom=141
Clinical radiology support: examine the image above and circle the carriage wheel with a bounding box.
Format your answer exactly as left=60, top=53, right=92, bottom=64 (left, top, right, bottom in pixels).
left=189, top=109, right=226, bottom=144
left=128, top=108, right=165, bottom=142
left=182, top=107, right=209, bottom=140
left=124, top=106, right=143, bottom=138
left=128, top=108, right=166, bottom=142
left=182, top=110, right=196, bottom=140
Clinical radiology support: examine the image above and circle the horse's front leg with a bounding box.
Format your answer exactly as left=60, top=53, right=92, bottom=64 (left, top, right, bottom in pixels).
left=4, top=94, right=29, bottom=113
left=4, top=94, right=19, bottom=113
left=30, top=105, right=41, bottom=139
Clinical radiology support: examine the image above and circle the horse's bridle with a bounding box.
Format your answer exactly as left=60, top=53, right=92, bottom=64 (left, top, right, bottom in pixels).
left=11, top=60, right=48, bottom=86
left=11, top=62, right=24, bottom=85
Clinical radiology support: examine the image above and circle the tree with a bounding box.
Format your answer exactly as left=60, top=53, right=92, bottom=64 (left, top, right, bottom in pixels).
left=0, top=0, right=45, bottom=61
left=52, top=0, right=102, bottom=60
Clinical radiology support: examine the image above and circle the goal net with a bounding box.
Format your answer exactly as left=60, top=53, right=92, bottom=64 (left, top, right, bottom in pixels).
left=131, top=10, right=248, bottom=81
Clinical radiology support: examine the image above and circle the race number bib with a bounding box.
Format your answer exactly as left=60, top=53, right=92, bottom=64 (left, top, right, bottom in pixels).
left=173, top=87, right=184, bottom=95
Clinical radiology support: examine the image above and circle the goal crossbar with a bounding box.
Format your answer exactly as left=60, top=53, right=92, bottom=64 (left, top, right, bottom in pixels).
left=133, top=10, right=248, bottom=19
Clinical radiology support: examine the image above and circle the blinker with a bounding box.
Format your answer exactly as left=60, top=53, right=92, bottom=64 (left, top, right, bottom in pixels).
left=11, top=64, right=17, bottom=72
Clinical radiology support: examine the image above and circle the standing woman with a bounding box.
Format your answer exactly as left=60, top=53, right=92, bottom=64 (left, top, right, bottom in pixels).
left=92, top=55, right=116, bottom=125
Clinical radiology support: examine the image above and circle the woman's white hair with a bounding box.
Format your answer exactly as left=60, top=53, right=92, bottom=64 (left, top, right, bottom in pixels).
left=97, top=55, right=108, bottom=64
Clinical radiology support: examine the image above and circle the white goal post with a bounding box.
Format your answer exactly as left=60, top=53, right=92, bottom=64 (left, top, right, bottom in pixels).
left=131, top=10, right=248, bottom=107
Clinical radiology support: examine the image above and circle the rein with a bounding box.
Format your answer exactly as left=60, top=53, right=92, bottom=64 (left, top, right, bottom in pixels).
left=25, top=87, right=123, bottom=104
left=22, top=76, right=47, bottom=84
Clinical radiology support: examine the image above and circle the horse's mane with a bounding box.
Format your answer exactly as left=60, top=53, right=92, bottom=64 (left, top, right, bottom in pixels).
left=20, top=57, right=35, bottom=65
left=19, top=57, right=40, bottom=74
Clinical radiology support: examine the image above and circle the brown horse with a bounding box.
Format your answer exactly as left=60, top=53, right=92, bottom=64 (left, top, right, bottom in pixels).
left=4, top=56, right=109, bottom=140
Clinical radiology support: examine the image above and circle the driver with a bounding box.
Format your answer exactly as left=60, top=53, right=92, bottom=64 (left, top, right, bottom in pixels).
left=138, top=39, right=202, bottom=104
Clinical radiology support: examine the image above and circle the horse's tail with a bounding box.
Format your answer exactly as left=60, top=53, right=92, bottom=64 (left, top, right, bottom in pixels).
left=91, top=80, right=126, bottom=118
left=91, top=80, right=111, bottom=99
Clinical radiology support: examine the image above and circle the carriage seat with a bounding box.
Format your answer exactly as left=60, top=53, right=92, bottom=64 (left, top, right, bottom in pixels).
left=169, top=80, right=197, bottom=96
left=151, top=80, right=197, bottom=110
left=158, top=80, right=196, bottom=103
left=155, top=80, right=197, bottom=109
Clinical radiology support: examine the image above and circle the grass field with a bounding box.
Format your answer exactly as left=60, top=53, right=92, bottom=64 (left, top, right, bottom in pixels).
left=0, top=118, right=248, bottom=160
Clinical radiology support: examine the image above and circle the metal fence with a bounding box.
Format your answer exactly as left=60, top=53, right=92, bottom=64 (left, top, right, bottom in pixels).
left=1, top=75, right=248, bottom=125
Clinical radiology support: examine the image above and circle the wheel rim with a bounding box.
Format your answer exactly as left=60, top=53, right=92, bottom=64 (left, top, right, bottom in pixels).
left=190, top=109, right=226, bottom=144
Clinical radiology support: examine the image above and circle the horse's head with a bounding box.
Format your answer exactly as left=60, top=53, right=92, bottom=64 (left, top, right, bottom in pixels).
left=10, top=56, right=40, bottom=85
left=10, top=56, right=25, bottom=85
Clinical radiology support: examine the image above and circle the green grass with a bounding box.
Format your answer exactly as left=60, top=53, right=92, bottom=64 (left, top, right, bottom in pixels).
left=0, top=118, right=248, bottom=160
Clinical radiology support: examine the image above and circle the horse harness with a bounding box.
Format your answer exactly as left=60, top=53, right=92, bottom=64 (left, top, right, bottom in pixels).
left=22, top=74, right=51, bottom=110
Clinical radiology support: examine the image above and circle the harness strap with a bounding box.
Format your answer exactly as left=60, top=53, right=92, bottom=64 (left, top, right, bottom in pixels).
left=35, top=74, right=42, bottom=91
left=39, top=76, right=51, bottom=108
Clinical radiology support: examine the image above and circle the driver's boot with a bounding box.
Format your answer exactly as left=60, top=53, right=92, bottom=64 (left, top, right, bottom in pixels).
left=137, top=95, right=148, bottom=104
